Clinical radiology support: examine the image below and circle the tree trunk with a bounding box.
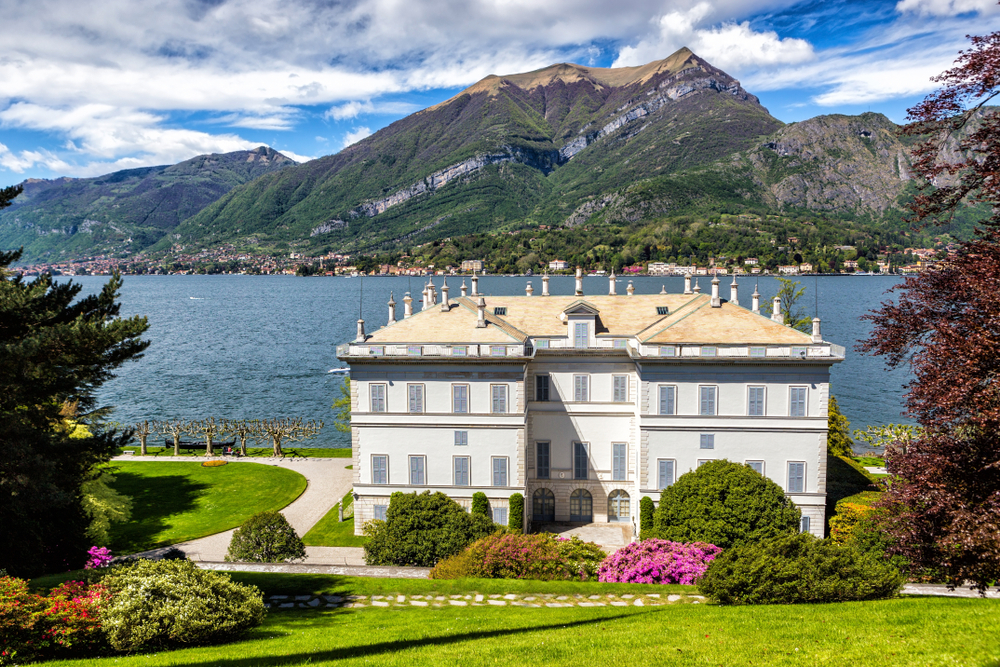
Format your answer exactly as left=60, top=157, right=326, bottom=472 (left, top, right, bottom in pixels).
left=272, top=435, right=282, bottom=457
left=239, top=434, right=247, bottom=457
left=173, top=434, right=180, bottom=456
left=206, top=433, right=214, bottom=456
left=139, top=434, right=147, bottom=456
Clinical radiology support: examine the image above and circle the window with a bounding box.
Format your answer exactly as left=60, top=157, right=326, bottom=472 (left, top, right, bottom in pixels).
left=612, top=443, right=627, bottom=481
left=789, top=387, right=807, bottom=417
left=787, top=462, right=806, bottom=493
left=658, top=459, right=675, bottom=489
left=454, top=456, right=470, bottom=486
left=748, top=386, right=765, bottom=416
left=535, top=339, right=550, bottom=349
left=372, top=455, right=388, bottom=485
left=369, top=346, right=384, bottom=356
left=613, top=375, right=629, bottom=402
left=491, top=384, right=508, bottom=413
left=656, top=306, right=669, bottom=315
left=409, top=456, right=425, bottom=485
left=570, top=489, right=593, bottom=522
left=536, top=442, right=550, bottom=480
left=491, top=345, right=507, bottom=357
left=574, top=442, right=589, bottom=480
left=536, top=375, right=550, bottom=401
left=493, top=507, right=508, bottom=526
left=574, top=322, right=588, bottom=348
left=453, top=384, right=469, bottom=413
left=614, top=339, right=628, bottom=349
left=532, top=488, right=555, bottom=521
left=700, top=434, right=715, bottom=450
left=493, top=306, right=507, bottom=316
left=800, top=516, right=811, bottom=533
left=454, top=430, right=468, bottom=447
left=373, top=504, right=387, bottom=521
left=750, top=346, right=766, bottom=358
left=370, top=383, right=386, bottom=412
left=701, top=346, right=717, bottom=357
left=452, top=345, right=467, bottom=357
left=407, top=345, right=421, bottom=356
left=658, top=385, right=676, bottom=415
left=407, top=384, right=424, bottom=413
left=699, top=386, right=717, bottom=415
left=660, top=345, right=676, bottom=357
left=746, top=460, right=764, bottom=475
left=492, top=457, right=508, bottom=487
left=697, top=459, right=714, bottom=467
left=791, top=346, right=807, bottom=357
left=608, top=490, right=630, bottom=523
left=573, top=375, right=589, bottom=402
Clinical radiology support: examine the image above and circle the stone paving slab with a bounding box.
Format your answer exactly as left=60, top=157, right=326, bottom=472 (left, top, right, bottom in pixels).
left=200, top=561, right=431, bottom=579
left=901, top=584, right=1000, bottom=598
left=262, top=591, right=708, bottom=610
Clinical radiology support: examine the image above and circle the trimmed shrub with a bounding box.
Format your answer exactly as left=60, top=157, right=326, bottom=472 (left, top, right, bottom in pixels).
left=639, top=496, right=655, bottom=539
left=430, top=532, right=605, bottom=580
left=652, top=460, right=800, bottom=549
left=99, top=559, right=265, bottom=651
left=226, top=511, right=305, bottom=563
left=471, top=492, right=490, bottom=518
left=363, top=491, right=497, bottom=567
left=554, top=536, right=606, bottom=580
left=508, top=493, right=524, bottom=532
left=697, top=532, right=905, bottom=605
left=598, top=539, right=721, bottom=584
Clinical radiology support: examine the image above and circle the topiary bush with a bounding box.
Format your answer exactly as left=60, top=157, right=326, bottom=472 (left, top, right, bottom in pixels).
left=508, top=493, right=524, bottom=532
left=363, top=491, right=497, bottom=567
left=697, top=532, right=905, bottom=605
left=598, top=539, right=721, bottom=584
left=226, top=510, right=305, bottom=563
left=99, top=559, right=265, bottom=651
left=639, top=496, right=655, bottom=539
left=429, top=532, right=605, bottom=580
left=651, top=460, right=800, bottom=549
left=471, top=492, right=490, bottom=518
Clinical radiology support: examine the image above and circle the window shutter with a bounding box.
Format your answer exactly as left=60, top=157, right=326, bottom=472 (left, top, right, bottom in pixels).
left=788, top=462, right=805, bottom=493
left=700, top=386, right=716, bottom=415
left=614, top=376, right=627, bottom=402
left=658, top=459, right=674, bottom=489
left=613, top=443, right=626, bottom=480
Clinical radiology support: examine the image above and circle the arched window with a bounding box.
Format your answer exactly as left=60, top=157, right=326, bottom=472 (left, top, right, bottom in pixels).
left=570, top=489, right=593, bottom=522
left=532, top=488, right=555, bottom=522
left=608, top=490, right=630, bottom=523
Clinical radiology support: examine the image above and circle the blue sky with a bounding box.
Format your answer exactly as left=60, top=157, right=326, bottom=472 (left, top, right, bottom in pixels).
left=0, top=0, right=996, bottom=187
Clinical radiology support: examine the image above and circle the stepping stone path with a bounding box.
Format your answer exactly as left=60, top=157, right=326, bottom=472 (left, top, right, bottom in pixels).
left=264, top=593, right=707, bottom=610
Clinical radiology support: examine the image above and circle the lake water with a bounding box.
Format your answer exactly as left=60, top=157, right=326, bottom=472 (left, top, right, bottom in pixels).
left=70, top=274, right=912, bottom=451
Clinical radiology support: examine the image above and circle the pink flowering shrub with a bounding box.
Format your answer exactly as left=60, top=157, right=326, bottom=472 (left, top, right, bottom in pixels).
left=597, top=539, right=722, bottom=585
left=85, top=546, right=114, bottom=570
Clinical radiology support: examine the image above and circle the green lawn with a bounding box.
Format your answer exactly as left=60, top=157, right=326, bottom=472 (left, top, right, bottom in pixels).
left=40, top=596, right=1000, bottom=666
left=120, top=446, right=352, bottom=458
left=302, top=491, right=369, bottom=547
left=106, top=462, right=307, bottom=553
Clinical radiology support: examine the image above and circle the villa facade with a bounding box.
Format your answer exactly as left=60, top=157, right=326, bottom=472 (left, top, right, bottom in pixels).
left=336, top=271, right=844, bottom=538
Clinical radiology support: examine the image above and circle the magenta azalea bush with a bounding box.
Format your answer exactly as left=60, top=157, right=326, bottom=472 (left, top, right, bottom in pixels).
left=84, top=547, right=113, bottom=570
left=597, top=539, right=722, bottom=585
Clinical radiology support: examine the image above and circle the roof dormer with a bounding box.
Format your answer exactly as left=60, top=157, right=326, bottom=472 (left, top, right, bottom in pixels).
left=562, top=300, right=599, bottom=348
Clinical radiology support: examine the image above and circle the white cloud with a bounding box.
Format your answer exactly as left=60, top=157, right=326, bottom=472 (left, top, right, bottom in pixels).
left=342, top=127, right=373, bottom=149
left=325, top=100, right=422, bottom=121
left=614, top=2, right=815, bottom=72
left=896, top=0, right=1000, bottom=16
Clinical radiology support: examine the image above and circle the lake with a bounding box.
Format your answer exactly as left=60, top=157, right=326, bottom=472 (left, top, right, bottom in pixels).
left=69, top=273, right=912, bottom=451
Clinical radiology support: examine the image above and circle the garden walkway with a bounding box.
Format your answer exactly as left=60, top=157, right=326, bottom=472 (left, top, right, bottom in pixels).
left=116, top=455, right=361, bottom=565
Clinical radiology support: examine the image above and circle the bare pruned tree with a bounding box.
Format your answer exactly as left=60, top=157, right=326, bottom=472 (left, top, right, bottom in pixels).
left=222, top=418, right=259, bottom=457
left=159, top=419, right=193, bottom=456
left=254, top=418, right=323, bottom=457
left=133, top=420, right=156, bottom=456
left=191, top=417, right=225, bottom=456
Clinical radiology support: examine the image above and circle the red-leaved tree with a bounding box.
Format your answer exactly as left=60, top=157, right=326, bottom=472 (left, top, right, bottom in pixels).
left=862, top=28, right=1000, bottom=592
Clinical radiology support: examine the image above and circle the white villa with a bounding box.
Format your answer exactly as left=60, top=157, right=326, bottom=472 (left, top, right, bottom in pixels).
left=337, top=270, right=844, bottom=539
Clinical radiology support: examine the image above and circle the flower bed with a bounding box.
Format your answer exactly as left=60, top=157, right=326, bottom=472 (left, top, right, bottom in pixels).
left=598, top=539, right=721, bottom=585
left=431, top=533, right=606, bottom=581
left=201, top=459, right=228, bottom=467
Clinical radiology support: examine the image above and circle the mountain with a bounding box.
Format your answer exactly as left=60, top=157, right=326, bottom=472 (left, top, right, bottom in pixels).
left=0, top=147, right=295, bottom=260
left=174, top=48, right=785, bottom=253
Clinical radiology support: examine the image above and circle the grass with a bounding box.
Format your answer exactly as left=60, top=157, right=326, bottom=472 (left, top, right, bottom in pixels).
left=302, top=491, right=369, bottom=548
left=119, top=446, right=352, bottom=458
left=105, top=462, right=307, bottom=553
left=854, top=456, right=886, bottom=468
left=41, top=595, right=1000, bottom=666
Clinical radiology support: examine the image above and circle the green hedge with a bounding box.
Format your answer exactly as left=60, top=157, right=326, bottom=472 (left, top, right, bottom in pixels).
left=508, top=493, right=524, bottom=532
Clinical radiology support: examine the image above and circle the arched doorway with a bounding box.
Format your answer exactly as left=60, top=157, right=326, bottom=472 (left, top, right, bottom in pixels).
left=570, top=489, right=593, bottom=522
left=608, top=490, right=630, bottom=523
left=532, top=488, right=555, bottom=522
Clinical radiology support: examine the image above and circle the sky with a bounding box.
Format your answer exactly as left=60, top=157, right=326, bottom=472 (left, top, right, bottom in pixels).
left=0, top=0, right=997, bottom=187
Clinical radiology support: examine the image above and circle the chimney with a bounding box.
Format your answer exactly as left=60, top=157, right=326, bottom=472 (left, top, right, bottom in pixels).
left=710, top=275, right=721, bottom=308
left=403, top=292, right=413, bottom=318
left=609, top=271, right=616, bottom=296
left=660, top=285, right=667, bottom=294
left=526, top=281, right=534, bottom=296
left=684, top=273, right=692, bottom=294
left=575, top=267, right=583, bottom=296
left=421, top=284, right=429, bottom=311
left=471, top=271, right=479, bottom=296
left=476, top=296, right=487, bottom=328
left=772, top=296, right=783, bottom=323
left=460, top=280, right=468, bottom=297
left=627, top=280, right=635, bottom=296
left=730, top=276, right=739, bottom=306
left=751, top=285, right=760, bottom=314
left=693, top=278, right=702, bottom=294
left=440, top=279, right=450, bottom=311
left=812, top=317, right=822, bottom=343
left=387, top=292, right=397, bottom=324
left=428, top=278, right=436, bottom=306
left=356, top=318, right=366, bottom=342
left=542, top=273, right=550, bottom=296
